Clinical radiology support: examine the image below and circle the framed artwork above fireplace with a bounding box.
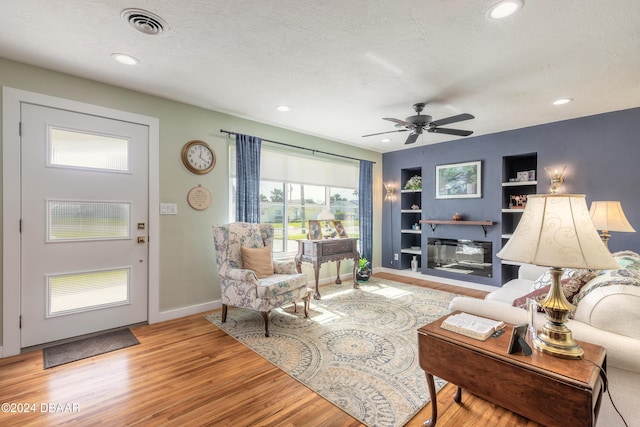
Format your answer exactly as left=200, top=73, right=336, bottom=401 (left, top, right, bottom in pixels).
left=435, top=160, right=482, bottom=199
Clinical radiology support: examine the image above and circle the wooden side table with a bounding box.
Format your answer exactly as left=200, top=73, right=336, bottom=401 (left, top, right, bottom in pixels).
left=295, top=238, right=359, bottom=299
left=418, top=312, right=606, bottom=427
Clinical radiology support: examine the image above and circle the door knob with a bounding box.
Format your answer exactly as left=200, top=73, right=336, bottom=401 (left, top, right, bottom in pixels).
left=137, top=236, right=146, bottom=243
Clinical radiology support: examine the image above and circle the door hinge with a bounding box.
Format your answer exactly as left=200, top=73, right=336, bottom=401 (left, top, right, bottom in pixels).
left=19, top=219, right=22, bottom=233
left=19, top=121, right=22, bottom=137
left=19, top=315, right=22, bottom=329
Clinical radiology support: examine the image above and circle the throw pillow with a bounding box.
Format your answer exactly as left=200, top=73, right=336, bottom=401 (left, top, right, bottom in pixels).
left=241, top=246, right=274, bottom=278
left=515, top=269, right=598, bottom=309
left=512, top=285, right=550, bottom=310
left=530, top=268, right=576, bottom=291
left=612, top=251, right=640, bottom=271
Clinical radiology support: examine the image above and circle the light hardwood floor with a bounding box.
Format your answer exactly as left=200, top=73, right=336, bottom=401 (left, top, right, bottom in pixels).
left=0, top=273, right=539, bottom=426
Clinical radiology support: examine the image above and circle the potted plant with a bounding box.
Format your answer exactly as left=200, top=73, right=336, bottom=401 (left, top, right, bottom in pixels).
left=356, top=258, right=371, bottom=282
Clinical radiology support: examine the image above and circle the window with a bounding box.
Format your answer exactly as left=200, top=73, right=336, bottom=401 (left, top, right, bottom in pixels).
left=231, top=146, right=359, bottom=254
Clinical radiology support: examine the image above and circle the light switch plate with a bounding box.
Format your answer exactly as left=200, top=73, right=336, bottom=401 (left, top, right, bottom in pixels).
left=160, top=203, right=177, bottom=215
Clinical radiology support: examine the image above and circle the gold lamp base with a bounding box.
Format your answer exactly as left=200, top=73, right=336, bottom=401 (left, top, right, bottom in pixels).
left=532, top=268, right=584, bottom=359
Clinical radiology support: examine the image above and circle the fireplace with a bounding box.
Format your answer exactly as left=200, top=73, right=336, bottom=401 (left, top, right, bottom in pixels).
left=427, top=238, right=492, bottom=277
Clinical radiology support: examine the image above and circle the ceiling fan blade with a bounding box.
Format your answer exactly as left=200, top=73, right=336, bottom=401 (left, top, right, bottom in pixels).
left=427, top=127, right=473, bottom=137
left=429, top=113, right=475, bottom=127
left=383, top=117, right=414, bottom=128
left=404, top=132, right=420, bottom=145
left=362, top=129, right=409, bottom=138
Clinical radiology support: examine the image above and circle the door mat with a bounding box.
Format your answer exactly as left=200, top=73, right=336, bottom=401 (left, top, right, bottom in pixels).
left=43, top=328, right=139, bottom=369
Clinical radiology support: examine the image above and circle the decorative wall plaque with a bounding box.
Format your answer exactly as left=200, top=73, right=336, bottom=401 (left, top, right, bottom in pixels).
left=187, top=184, right=212, bottom=210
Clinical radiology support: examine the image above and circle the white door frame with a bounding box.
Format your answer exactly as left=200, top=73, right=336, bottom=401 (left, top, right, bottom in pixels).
left=2, top=87, right=160, bottom=357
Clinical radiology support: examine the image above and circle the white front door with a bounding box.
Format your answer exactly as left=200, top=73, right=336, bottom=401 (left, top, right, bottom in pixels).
left=20, top=103, right=149, bottom=348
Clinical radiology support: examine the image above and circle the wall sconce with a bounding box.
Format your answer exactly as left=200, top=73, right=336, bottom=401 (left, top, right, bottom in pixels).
left=384, top=183, right=395, bottom=201
left=544, top=165, right=566, bottom=193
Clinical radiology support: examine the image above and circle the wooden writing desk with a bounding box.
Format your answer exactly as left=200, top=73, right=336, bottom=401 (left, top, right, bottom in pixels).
left=295, top=238, right=359, bottom=299
left=418, top=312, right=606, bottom=427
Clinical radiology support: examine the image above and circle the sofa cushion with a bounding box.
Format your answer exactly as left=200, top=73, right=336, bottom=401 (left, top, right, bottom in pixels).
left=241, top=246, right=274, bottom=278
left=485, top=278, right=532, bottom=304
left=512, top=285, right=550, bottom=310
left=573, top=269, right=640, bottom=339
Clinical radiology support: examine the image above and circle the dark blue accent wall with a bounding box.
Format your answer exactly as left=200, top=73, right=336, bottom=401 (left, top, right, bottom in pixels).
left=382, top=107, right=640, bottom=287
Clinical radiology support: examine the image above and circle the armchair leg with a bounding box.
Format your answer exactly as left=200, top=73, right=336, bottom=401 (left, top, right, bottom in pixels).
left=221, top=304, right=228, bottom=323
left=261, top=311, right=270, bottom=337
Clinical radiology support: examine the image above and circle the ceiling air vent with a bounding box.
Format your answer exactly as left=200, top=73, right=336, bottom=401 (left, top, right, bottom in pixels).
left=121, top=8, right=167, bottom=35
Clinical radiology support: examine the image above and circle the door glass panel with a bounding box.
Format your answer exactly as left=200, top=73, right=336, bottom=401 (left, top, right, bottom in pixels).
left=48, top=201, right=131, bottom=241
left=47, top=268, right=131, bottom=317
left=49, top=127, right=130, bottom=172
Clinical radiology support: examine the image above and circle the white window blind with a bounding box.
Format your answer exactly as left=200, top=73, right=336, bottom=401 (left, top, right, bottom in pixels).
left=230, top=145, right=358, bottom=188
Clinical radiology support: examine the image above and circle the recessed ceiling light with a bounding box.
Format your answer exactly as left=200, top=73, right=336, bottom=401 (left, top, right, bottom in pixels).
left=553, top=98, right=573, bottom=106
left=381, top=138, right=391, bottom=143
left=487, top=0, right=523, bottom=20
left=112, top=53, right=139, bottom=65
left=275, top=105, right=290, bottom=112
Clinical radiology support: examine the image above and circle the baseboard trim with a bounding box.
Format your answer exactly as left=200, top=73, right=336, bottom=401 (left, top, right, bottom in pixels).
left=378, top=267, right=497, bottom=293
left=155, top=301, right=222, bottom=323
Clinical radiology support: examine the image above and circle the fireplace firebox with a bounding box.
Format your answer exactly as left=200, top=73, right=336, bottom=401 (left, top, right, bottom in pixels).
left=427, top=238, right=492, bottom=277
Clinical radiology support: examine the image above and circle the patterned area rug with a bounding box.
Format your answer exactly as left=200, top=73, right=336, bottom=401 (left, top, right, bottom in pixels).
left=205, top=277, right=458, bottom=427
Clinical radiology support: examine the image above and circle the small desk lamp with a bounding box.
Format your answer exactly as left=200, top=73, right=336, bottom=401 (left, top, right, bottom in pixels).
left=317, top=208, right=335, bottom=238
left=497, top=194, right=618, bottom=359
left=589, top=201, right=636, bottom=248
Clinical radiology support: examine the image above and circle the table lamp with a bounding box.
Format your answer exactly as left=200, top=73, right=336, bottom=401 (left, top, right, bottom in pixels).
left=317, top=208, right=335, bottom=238
left=589, top=201, right=636, bottom=248
left=497, top=194, right=619, bottom=359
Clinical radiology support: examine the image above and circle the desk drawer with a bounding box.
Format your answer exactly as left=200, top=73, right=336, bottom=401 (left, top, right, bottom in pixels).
left=322, top=240, right=353, bottom=255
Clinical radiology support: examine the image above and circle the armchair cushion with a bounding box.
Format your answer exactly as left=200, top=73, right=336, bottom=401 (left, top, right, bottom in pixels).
left=241, top=246, right=274, bottom=278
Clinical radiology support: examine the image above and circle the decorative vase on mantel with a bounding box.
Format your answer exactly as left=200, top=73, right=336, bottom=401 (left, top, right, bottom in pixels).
left=452, top=213, right=463, bottom=221
left=411, top=256, right=419, bottom=272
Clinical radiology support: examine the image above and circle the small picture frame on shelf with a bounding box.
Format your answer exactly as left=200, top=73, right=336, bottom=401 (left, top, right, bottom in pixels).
left=516, top=171, right=529, bottom=182
left=509, top=194, right=527, bottom=209
left=307, top=220, right=323, bottom=240
left=331, top=220, right=349, bottom=238
left=528, top=170, right=536, bottom=181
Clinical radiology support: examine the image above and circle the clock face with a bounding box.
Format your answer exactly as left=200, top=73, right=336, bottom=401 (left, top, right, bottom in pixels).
left=182, top=140, right=216, bottom=174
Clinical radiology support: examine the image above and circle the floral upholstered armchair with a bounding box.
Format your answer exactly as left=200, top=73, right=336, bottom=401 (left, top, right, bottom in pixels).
left=212, top=222, right=311, bottom=336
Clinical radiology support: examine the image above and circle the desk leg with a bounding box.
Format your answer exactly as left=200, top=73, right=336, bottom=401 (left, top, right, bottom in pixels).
left=313, top=260, right=321, bottom=300
left=352, top=255, right=359, bottom=289
left=424, top=372, right=438, bottom=427
left=335, top=260, right=342, bottom=284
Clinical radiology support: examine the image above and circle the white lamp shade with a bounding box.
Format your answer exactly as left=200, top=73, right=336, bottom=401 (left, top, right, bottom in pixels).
left=497, top=194, right=619, bottom=269
left=589, top=201, right=636, bottom=232
left=317, top=208, right=335, bottom=221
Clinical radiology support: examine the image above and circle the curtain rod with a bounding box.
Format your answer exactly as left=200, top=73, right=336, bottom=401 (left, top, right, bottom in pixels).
left=220, top=129, right=375, bottom=164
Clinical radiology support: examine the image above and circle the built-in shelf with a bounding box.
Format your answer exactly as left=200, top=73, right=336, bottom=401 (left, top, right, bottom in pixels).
left=401, top=229, right=422, bottom=234
left=401, top=189, right=422, bottom=193
left=400, top=248, right=421, bottom=255
left=502, top=180, right=537, bottom=187
left=501, top=153, right=537, bottom=283
left=401, top=209, right=422, bottom=213
left=420, top=219, right=495, bottom=237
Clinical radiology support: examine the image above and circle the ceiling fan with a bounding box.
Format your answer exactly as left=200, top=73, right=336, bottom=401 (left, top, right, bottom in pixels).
left=363, top=103, right=475, bottom=145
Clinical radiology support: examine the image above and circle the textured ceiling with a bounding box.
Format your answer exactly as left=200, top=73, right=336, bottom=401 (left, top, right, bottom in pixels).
left=1, top=0, right=639, bottom=152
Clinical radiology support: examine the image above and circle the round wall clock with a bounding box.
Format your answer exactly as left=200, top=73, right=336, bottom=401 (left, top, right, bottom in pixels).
left=187, top=185, right=212, bottom=210
left=181, top=140, right=216, bottom=174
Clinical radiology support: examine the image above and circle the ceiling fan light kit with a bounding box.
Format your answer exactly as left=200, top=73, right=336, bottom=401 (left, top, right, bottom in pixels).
left=363, top=102, right=475, bottom=145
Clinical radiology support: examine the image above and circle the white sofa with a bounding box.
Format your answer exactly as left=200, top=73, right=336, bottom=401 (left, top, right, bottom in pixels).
left=449, top=254, right=640, bottom=427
